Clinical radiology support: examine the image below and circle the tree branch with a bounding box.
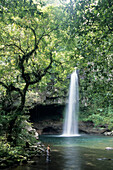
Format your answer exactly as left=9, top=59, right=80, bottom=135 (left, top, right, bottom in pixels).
left=0, top=81, right=8, bottom=89
left=0, top=81, right=23, bottom=97
left=29, top=52, right=53, bottom=85
left=4, top=43, right=25, bottom=54
left=28, top=26, right=37, bottom=48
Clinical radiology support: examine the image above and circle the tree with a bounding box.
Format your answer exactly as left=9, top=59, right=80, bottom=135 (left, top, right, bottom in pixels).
left=0, top=0, right=70, bottom=142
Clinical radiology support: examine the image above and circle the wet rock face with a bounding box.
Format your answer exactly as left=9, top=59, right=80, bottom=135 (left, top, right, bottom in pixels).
left=42, top=127, right=58, bottom=134
left=33, top=120, right=62, bottom=135
left=33, top=120, right=109, bottom=135
left=79, top=121, right=108, bottom=135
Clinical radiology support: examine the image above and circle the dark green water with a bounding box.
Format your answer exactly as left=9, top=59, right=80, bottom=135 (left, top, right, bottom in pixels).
left=13, top=135, right=113, bottom=170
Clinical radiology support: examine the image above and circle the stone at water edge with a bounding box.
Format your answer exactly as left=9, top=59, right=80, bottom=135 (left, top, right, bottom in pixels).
left=105, top=147, right=113, bottom=150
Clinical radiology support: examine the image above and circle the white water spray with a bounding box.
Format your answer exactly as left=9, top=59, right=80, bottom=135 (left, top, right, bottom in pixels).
left=62, top=69, right=79, bottom=136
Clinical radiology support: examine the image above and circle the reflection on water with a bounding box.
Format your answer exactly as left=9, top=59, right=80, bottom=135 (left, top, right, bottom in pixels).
left=11, top=135, right=113, bottom=170
left=62, top=146, right=81, bottom=170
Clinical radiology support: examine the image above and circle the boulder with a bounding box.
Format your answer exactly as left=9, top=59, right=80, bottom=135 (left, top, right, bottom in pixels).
left=104, top=131, right=113, bottom=136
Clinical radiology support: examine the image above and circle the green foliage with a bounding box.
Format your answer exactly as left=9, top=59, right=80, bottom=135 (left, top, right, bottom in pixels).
left=0, top=0, right=113, bottom=162
left=65, top=0, right=113, bottom=128
left=79, top=106, right=113, bottom=129
left=0, top=112, right=37, bottom=144
left=0, top=115, right=39, bottom=168
left=0, top=141, right=26, bottom=161
left=90, top=113, right=113, bottom=130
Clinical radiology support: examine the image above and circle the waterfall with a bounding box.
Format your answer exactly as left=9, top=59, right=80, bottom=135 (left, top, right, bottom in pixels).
left=62, top=69, right=79, bottom=136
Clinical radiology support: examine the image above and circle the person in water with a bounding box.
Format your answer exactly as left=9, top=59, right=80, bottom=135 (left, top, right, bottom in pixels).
left=46, top=145, right=51, bottom=163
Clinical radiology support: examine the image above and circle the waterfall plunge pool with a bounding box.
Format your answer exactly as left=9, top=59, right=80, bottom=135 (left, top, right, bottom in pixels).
left=12, top=134, right=113, bottom=170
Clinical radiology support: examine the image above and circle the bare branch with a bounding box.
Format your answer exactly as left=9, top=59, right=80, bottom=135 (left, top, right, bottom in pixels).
left=28, top=27, right=37, bottom=48
left=42, top=52, right=53, bottom=76
left=4, top=43, right=25, bottom=54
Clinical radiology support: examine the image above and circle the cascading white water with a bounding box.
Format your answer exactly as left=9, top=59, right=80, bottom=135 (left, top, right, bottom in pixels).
left=62, top=69, right=79, bottom=136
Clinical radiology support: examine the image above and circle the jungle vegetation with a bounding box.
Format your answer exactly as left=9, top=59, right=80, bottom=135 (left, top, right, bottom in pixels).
left=0, top=0, right=113, bottom=166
